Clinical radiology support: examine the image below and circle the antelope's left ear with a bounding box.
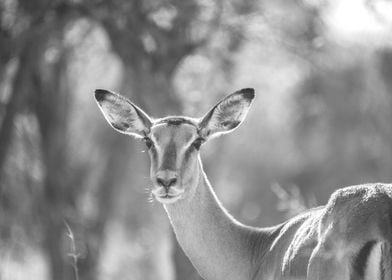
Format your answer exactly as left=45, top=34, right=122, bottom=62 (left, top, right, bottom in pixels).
left=198, top=88, right=255, bottom=139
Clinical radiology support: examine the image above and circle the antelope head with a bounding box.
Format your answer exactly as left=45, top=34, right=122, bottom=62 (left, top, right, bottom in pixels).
left=95, top=88, right=255, bottom=204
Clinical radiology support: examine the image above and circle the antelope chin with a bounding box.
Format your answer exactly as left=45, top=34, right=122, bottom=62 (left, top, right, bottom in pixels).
left=152, top=188, right=184, bottom=204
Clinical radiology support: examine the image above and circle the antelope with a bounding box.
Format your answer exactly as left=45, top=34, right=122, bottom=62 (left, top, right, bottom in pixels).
left=95, top=88, right=392, bottom=280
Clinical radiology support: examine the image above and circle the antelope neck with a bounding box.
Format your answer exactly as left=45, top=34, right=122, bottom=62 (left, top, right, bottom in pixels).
left=163, top=157, right=255, bottom=280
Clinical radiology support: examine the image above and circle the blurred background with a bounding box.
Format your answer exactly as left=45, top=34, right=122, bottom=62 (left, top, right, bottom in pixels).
left=1, top=0, right=392, bottom=279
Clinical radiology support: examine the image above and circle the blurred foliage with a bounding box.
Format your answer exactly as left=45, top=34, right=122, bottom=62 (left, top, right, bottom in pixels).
left=0, top=0, right=392, bottom=279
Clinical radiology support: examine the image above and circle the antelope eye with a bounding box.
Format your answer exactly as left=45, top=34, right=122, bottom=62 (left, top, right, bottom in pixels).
left=143, top=137, right=153, bottom=149
left=192, top=138, right=204, bottom=150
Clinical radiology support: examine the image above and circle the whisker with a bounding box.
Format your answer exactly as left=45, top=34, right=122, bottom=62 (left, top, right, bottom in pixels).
left=144, top=185, right=155, bottom=205
left=147, top=192, right=155, bottom=205
left=144, top=188, right=151, bottom=194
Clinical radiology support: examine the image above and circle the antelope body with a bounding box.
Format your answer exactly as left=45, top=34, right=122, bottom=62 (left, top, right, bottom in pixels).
left=95, top=88, right=392, bottom=280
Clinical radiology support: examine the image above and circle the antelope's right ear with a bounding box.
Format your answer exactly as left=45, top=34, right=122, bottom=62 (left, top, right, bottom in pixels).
left=94, top=89, right=152, bottom=138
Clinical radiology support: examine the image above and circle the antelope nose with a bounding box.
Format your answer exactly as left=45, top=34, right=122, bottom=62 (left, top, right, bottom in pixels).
left=156, top=171, right=177, bottom=190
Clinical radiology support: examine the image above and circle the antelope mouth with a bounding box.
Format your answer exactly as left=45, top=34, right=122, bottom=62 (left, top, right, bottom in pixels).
left=155, top=193, right=182, bottom=204
left=153, top=189, right=183, bottom=204
left=161, top=194, right=176, bottom=199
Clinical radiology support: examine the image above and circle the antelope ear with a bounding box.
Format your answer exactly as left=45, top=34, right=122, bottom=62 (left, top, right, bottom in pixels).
left=94, top=89, right=152, bottom=138
left=199, top=88, right=255, bottom=139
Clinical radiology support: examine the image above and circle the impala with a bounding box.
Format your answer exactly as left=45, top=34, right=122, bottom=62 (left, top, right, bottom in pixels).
left=95, top=88, right=392, bottom=280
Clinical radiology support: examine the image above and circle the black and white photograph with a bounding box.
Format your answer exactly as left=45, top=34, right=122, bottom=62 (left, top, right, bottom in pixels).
left=1, top=0, right=392, bottom=279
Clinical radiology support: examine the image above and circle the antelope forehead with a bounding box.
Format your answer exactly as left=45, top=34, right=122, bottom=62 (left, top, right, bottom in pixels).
left=151, top=123, right=198, bottom=146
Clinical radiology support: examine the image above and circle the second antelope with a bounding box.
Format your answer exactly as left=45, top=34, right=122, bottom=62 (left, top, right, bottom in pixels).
left=95, top=88, right=392, bottom=280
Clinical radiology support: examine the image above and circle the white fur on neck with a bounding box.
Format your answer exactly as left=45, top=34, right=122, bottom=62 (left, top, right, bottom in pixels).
left=163, top=157, right=253, bottom=280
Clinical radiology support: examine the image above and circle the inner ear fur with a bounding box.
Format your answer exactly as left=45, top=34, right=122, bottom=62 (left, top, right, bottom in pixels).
left=95, top=89, right=152, bottom=138
left=199, top=88, right=255, bottom=139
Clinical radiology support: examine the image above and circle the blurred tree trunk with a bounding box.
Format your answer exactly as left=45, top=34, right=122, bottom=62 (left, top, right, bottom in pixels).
left=0, top=3, right=79, bottom=279
left=0, top=49, right=30, bottom=184
left=34, top=42, right=74, bottom=280
left=27, top=24, right=107, bottom=280
left=0, top=23, right=51, bottom=185
left=31, top=33, right=121, bottom=280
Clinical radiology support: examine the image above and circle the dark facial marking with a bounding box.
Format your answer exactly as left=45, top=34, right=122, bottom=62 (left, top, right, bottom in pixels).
left=143, top=137, right=153, bottom=149
left=149, top=144, right=158, bottom=168
left=191, top=137, right=204, bottom=150
left=160, top=140, right=177, bottom=170
left=166, top=119, right=184, bottom=126
left=155, top=117, right=197, bottom=127
left=182, top=136, right=201, bottom=166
